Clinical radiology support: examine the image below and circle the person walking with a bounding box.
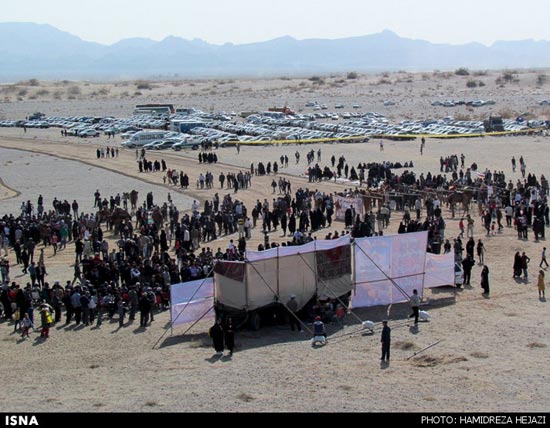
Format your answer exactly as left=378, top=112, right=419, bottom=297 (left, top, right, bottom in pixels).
left=409, top=289, right=420, bottom=324
left=380, top=320, right=391, bottom=363
left=209, top=318, right=224, bottom=356
left=286, top=294, right=302, bottom=332
left=540, top=247, right=549, bottom=268
left=537, top=270, right=545, bottom=299
left=481, top=265, right=490, bottom=296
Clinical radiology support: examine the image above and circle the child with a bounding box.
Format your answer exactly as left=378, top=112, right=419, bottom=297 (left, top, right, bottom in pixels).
left=13, top=308, right=21, bottom=333
left=459, top=218, right=465, bottom=238
left=21, top=313, right=34, bottom=338
left=491, top=221, right=496, bottom=236
left=39, top=304, right=52, bottom=339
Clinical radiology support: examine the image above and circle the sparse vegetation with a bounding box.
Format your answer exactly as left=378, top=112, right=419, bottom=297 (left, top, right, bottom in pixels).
left=466, top=80, right=478, bottom=88
left=67, top=86, right=81, bottom=96
left=377, top=78, right=392, bottom=85
left=500, top=70, right=519, bottom=84
left=455, top=67, right=470, bottom=76
left=537, top=74, right=548, bottom=86
left=455, top=113, right=472, bottom=121
left=36, top=89, right=50, bottom=96
left=497, top=107, right=515, bottom=119
left=17, top=89, right=28, bottom=97
left=347, top=72, right=358, bottom=79
left=308, top=76, right=322, bottom=82
left=527, top=342, right=547, bottom=349
left=136, top=80, right=153, bottom=90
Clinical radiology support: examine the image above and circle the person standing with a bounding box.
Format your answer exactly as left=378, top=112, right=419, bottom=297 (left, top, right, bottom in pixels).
left=21, top=313, right=34, bottom=338
left=409, top=289, right=420, bottom=324
left=476, top=239, right=485, bottom=265
left=381, top=320, right=391, bottom=363
left=481, top=265, right=490, bottom=296
left=521, top=252, right=531, bottom=279
left=466, top=237, right=475, bottom=260
left=462, top=255, right=475, bottom=287
left=537, top=270, right=545, bottom=299
left=286, top=294, right=302, bottom=332
left=139, top=292, right=151, bottom=327
left=224, top=318, right=235, bottom=356
left=39, top=303, right=52, bottom=339
left=466, top=215, right=475, bottom=239
left=540, top=247, right=549, bottom=268
left=209, top=318, right=224, bottom=356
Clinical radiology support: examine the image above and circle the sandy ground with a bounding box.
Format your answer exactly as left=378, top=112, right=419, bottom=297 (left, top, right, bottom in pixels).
left=1, top=75, right=550, bottom=412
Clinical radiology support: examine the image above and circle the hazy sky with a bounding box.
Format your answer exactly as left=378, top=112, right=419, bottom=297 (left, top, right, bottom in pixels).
left=3, top=0, right=549, bottom=46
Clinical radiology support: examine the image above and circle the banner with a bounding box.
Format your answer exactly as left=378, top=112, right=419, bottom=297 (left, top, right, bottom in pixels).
left=424, top=251, right=455, bottom=288
left=352, top=231, right=428, bottom=308
left=334, top=196, right=364, bottom=221
left=170, top=278, right=214, bottom=327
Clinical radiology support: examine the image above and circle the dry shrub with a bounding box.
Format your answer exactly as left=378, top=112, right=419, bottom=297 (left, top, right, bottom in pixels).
left=527, top=342, right=547, bottom=349
left=497, top=107, right=516, bottom=119
left=412, top=355, right=443, bottom=367
left=455, top=67, right=470, bottom=76
left=470, top=351, right=489, bottom=359
left=237, top=393, right=255, bottom=402
left=395, top=341, right=416, bottom=351
left=67, top=86, right=81, bottom=95
left=473, top=70, right=488, bottom=76
left=455, top=113, right=472, bottom=121
left=136, top=80, right=153, bottom=90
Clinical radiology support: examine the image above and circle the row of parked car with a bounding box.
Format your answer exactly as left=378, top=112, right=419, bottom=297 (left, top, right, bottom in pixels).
left=3, top=105, right=549, bottom=151
left=431, top=99, right=496, bottom=107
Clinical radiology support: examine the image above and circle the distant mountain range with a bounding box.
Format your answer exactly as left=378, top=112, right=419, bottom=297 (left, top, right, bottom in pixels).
left=2, top=22, right=550, bottom=81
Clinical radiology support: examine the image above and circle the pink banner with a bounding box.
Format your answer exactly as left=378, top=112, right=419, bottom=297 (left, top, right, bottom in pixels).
left=170, top=278, right=214, bottom=327
left=424, top=252, right=455, bottom=288
left=352, top=231, right=428, bottom=308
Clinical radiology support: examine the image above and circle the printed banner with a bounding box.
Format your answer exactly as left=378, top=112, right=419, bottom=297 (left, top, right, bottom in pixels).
left=334, top=196, right=364, bottom=221
left=170, top=278, right=214, bottom=327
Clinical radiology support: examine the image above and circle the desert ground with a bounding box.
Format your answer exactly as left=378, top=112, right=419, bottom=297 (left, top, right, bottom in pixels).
left=0, top=70, right=550, bottom=412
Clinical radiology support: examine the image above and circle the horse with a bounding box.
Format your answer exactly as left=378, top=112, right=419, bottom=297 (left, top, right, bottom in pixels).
left=96, top=207, right=130, bottom=230
left=447, top=189, right=473, bottom=217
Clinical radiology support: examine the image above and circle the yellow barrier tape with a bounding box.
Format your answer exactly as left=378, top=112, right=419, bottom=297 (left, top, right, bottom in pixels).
left=223, top=127, right=545, bottom=145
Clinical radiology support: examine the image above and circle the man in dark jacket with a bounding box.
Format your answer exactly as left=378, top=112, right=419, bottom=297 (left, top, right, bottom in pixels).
left=462, top=255, right=475, bottom=287
left=381, top=320, right=391, bottom=362
left=139, top=292, right=151, bottom=327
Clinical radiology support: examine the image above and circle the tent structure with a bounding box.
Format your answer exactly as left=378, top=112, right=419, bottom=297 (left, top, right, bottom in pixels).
left=166, top=231, right=454, bottom=334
